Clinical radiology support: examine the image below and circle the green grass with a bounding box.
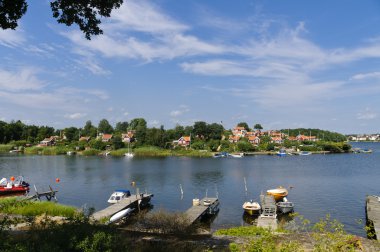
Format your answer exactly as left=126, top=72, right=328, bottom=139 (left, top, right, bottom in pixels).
left=214, top=225, right=273, bottom=236
left=81, top=149, right=101, bottom=156
left=109, top=148, right=129, bottom=157
left=133, top=146, right=172, bottom=157
left=0, top=197, right=76, bottom=217
left=172, top=149, right=213, bottom=157
left=24, top=146, right=44, bottom=154
left=0, top=144, right=14, bottom=153
left=24, top=146, right=72, bottom=155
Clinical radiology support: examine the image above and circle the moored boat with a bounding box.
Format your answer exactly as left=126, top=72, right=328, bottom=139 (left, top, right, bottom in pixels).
left=276, top=197, right=294, bottom=214
left=107, top=189, right=131, bottom=204
left=0, top=176, right=30, bottom=195
left=213, top=152, right=228, bottom=158
left=298, top=151, right=311, bottom=156
left=229, top=153, right=244, bottom=158
left=276, top=149, right=287, bottom=156
left=109, top=208, right=134, bottom=223
left=242, top=200, right=261, bottom=215
left=266, top=187, right=288, bottom=202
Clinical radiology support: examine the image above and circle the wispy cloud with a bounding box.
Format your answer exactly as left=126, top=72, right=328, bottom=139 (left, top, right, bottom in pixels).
left=64, top=113, right=87, bottom=119
left=357, top=108, right=377, bottom=120
left=0, top=29, right=25, bottom=48
left=0, top=68, right=46, bottom=91
left=170, top=105, right=190, bottom=117
left=350, top=71, right=380, bottom=80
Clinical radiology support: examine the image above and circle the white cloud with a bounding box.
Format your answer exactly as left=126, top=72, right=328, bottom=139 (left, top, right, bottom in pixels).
left=0, top=29, right=25, bottom=47
left=351, top=72, right=380, bottom=80
left=0, top=68, right=46, bottom=91
left=123, top=112, right=129, bottom=117
left=108, top=1, right=188, bottom=34
left=357, top=108, right=377, bottom=120
left=170, top=105, right=190, bottom=117
left=64, top=113, right=87, bottom=119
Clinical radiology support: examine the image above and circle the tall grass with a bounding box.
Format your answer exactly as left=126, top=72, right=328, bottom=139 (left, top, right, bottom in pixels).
left=172, top=149, right=213, bottom=157
left=0, top=197, right=76, bottom=217
left=0, top=144, right=14, bottom=153
left=24, top=146, right=44, bottom=154
left=81, top=149, right=101, bottom=156
left=109, top=148, right=129, bottom=157
left=134, top=146, right=172, bottom=157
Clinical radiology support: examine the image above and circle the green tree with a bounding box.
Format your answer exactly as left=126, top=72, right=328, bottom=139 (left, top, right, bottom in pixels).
left=112, top=135, right=124, bottom=150
left=145, top=126, right=166, bottom=147
left=130, top=118, right=147, bottom=145
left=98, top=119, right=113, bottom=134
left=237, top=139, right=254, bottom=152
left=89, top=139, right=106, bottom=150
left=253, top=124, right=263, bottom=130
left=82, top=120, right=97, bottom=137
left=193, top=121, right=208, bottom=139
left=207, top=123, right=224, bottom=140
left=115, top=121, right=129, bottom=133
left=64, top=127, right=79, bottom=142
left=237, top=122, right=250, bottom=131
left=0, top=0, right=123, bottom=40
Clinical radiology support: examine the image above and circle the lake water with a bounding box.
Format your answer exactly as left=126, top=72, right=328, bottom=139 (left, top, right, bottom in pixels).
left=1, top=142, right=379, bottom=237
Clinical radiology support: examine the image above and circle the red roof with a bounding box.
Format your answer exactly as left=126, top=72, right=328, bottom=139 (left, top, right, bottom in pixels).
left=102, top=134, right=113, bottom=140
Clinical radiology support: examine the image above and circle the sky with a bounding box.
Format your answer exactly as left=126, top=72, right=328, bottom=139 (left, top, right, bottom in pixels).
left=1, top=0, right=380, bottom=134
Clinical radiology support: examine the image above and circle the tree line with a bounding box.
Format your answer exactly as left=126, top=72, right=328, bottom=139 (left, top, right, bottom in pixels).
left=0, top=119, right=348, bottom=152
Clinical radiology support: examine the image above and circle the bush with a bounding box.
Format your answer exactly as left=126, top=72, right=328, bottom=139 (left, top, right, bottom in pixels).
left=134, top=210, right=197, bottom=235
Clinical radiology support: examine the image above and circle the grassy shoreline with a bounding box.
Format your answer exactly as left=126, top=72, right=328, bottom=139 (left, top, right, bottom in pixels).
left=1, top=145, right=343, bottom=157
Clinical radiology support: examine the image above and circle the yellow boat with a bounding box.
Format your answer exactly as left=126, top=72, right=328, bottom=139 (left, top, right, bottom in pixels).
left=242, top=200, right=261, bottom=215
left=266, top=187, right=288, bottom=201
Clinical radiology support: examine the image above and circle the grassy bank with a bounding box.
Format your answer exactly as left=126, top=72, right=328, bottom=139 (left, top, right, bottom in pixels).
left=0, top=144, right=14, bottom=153
left=0, top=197, right=76, bottom=218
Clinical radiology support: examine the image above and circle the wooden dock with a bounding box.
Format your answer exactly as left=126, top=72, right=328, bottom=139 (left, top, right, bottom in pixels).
left=257, top=194, right=278, bottom=229
left=185, top=197, right=219, bottom=224
left=366, top=195, right=380, bottom=239
left=92, top=193, right=153, bottom=221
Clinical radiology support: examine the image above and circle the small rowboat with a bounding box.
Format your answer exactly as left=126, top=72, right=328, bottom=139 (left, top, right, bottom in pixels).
left=242, top=200, right=261, bottom=215
left=109, top=208, right=134, bottom=223
left=266, top=187, right=288, bottom=202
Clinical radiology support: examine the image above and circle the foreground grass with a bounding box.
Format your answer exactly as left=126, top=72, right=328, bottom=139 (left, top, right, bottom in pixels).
left=214, top=214, right=377, bottom=252
left=0, top=197, right=76, bottom=218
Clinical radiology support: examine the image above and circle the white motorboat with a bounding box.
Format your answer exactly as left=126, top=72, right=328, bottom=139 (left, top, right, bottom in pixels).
left=229, top=153, right=244, bottom=158
left=276, top=197, right=294, bottom=214
left=242, top=200, right=261, bottom=215
left=107, top=189, right=131, bottom=204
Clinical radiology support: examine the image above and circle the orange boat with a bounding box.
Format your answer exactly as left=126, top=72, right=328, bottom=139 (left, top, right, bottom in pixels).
left=266, top=187, right=288, bottom=201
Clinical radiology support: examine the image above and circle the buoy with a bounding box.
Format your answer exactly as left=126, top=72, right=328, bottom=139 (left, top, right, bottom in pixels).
left=55, top=178, right=60, bottom=183
left=10, top=176, right=15, bottom=181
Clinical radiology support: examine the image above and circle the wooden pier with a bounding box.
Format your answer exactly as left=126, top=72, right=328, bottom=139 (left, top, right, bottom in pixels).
left=366, top=195, right=380, bottom=239
left=257, top=194, right=278, bottom=229
left=92, top=193, right=153, bottom=221
left=25, top=185, right=58, bottom=201
left=185, top=197, right=219, bottom=224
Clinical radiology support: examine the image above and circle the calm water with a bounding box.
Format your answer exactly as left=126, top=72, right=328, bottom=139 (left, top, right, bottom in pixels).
left=0, top=142, right=379, bottom=237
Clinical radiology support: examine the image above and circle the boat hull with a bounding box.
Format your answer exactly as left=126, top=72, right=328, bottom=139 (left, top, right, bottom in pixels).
left=266, top=187, right=288, bottom=202
left=0, top=186, right=29, bottom=195
left=276, top=202, right=294, bottom=214
left=242, top=201, right=261, bottom=216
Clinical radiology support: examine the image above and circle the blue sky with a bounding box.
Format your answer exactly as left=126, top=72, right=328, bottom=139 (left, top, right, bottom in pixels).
left=1, top=0, right=380, bottom=134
